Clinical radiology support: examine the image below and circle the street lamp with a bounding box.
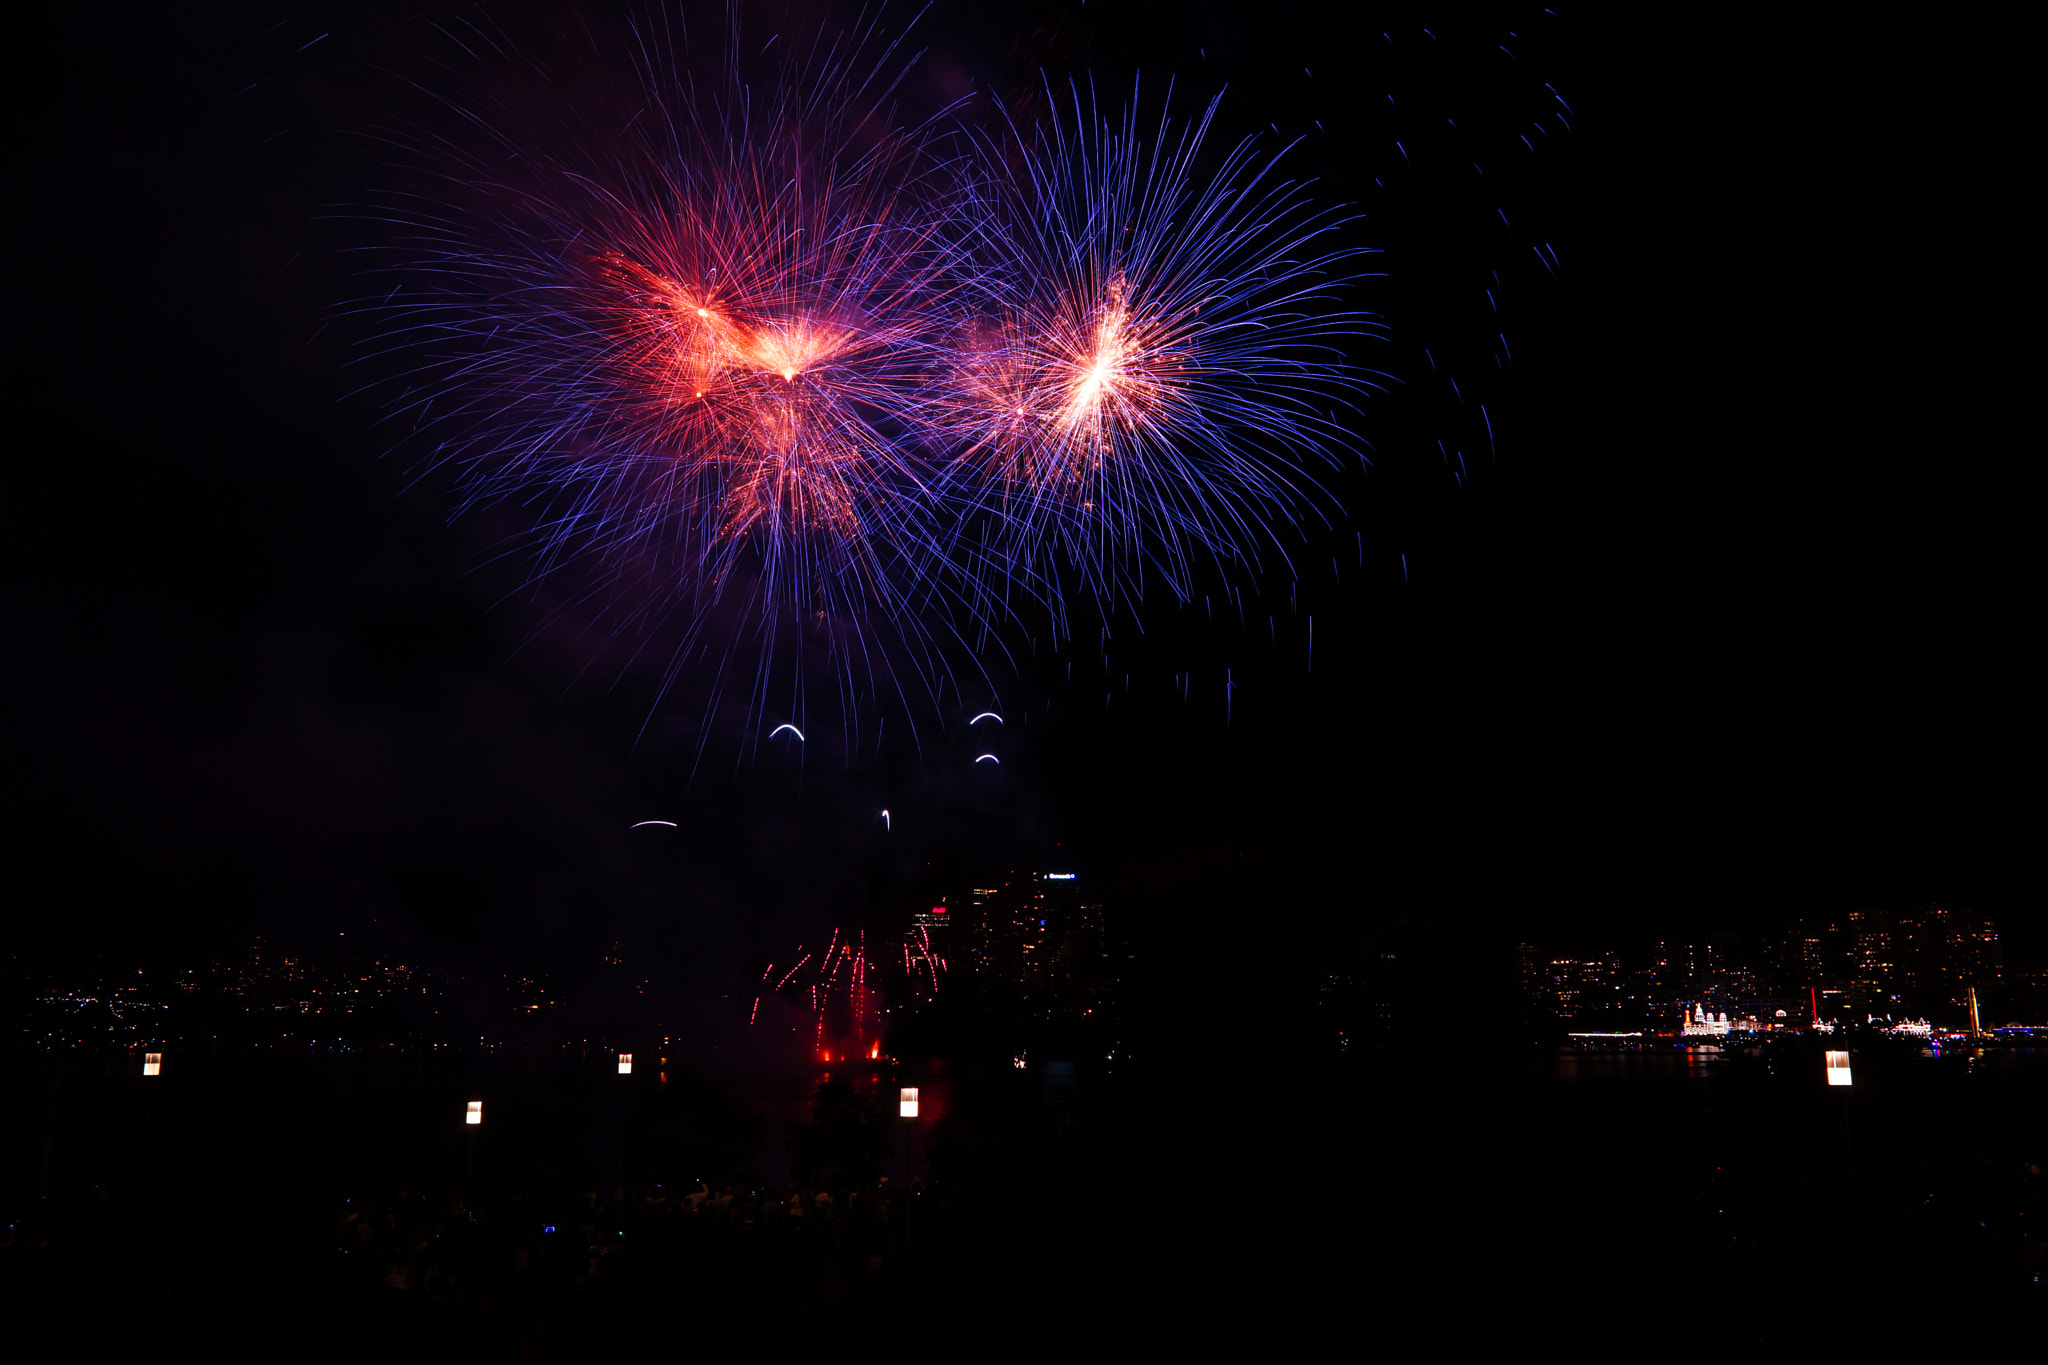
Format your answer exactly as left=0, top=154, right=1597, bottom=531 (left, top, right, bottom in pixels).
left=467, top=1100, right=483, bottom=1125
left=618, top=1052, right=633, bottom=1075
left=1825, top=1050, right=1852, bottom=1086
left=143, top=1052, right=162, bottom=1077
left=899, top=1087, right=919, bottom=1119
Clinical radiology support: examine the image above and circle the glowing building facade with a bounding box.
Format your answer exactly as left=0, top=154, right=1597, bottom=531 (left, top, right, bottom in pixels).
left=954, top=869, right=1109, bottom=1016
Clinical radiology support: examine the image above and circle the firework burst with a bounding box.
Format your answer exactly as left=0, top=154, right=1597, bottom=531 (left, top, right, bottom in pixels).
left=352, top=7, right=1371, bottom=750
left=932, top=81, right=1373, bottom=622
left=355, top=7, right=978, bottom=749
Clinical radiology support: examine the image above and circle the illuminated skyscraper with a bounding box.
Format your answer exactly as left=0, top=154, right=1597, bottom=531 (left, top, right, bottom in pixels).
left=955, top=869, right=1107, bottom=1014
left=911, top=900, right=952, bottom=945
left=964, top=882, right=1009, bottom=974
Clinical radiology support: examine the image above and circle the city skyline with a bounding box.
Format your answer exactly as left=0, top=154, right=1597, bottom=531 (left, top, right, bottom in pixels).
left=1516, top=903, right=2028, bottom=1032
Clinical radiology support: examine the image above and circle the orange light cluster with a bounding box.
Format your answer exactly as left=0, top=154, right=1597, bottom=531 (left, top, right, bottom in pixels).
left=592, top=253, right=883, bottom=551
left=939, top=276, right=1182, bottom=504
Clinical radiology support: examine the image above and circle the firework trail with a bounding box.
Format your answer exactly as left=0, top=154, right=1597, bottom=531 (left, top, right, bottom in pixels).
left=752, top=923, right=940, bottom=1059
left=769, top=928, right=880, bottom=1061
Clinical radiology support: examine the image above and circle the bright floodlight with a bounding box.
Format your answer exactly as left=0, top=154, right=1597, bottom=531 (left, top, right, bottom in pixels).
left=143, top=1052, right=162, bottom=1077
left=618, top=1053, right=633, bottom=1075
left=899, top=1087, right=919, bottom=1119
left=466, top=1100, right=483, bottom=1125
left=1825, top=1050, right=1852, bottom=1087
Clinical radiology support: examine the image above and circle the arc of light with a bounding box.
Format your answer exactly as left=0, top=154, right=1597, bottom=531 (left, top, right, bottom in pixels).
left=631, top=820, right=678, bottom=829
left=969, top=712, right=1004, bottom=725
left=880, top=810, right=891, bottom=829
left=770, top=723, right=805, bottom=741
left=975, top=754, right=1000, bottom=764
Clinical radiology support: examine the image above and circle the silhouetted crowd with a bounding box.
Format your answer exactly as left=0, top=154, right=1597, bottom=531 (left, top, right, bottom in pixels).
left=331, top=1173, right=933, bottom=1332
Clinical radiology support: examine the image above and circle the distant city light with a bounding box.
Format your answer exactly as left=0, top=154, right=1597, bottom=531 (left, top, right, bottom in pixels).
left=1681, top=1004, right=1731, bottom=1038
left=1825, top=1050, right=1852, bottom=1087
left=143, top=1051, right=162, bottom=1077
left=466, top=1100, right=482, bottom=1125
left=900, top=1087, right=919, bottom=1118
left=1045, top=873, right=1076, bottom=880
left=618, top=1053, right=633, bottom=1075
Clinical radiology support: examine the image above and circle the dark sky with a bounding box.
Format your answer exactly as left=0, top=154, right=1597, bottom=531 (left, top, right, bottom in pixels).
left=12, top=1, right=2033, bottom=996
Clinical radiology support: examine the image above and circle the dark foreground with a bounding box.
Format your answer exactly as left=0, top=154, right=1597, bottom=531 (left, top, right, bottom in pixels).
left=4, top=1039, right=2040, bottom=1353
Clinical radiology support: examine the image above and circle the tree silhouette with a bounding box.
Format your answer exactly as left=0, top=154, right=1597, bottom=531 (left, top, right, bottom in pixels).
left=790, top=1078, right=891, bottom=1193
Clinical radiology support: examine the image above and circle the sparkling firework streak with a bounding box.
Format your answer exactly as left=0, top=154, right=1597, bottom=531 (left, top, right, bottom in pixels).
left=753, top=923, right=941, bottom=1059
left=910, top=924, right=943, bottom=995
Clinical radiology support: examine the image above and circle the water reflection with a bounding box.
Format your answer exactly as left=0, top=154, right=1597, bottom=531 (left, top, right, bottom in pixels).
left=1534, top=1043, right=2043, bottom=1083
left=1538, top=1046, right=1727, bottom=1083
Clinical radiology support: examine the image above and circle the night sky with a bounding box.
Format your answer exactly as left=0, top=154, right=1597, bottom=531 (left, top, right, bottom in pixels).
left=13, top=2, right=2032, bottom=1010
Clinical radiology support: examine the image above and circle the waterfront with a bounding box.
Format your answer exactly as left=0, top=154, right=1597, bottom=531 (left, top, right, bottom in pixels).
left=5, top=1034, right=2038, bottom=1348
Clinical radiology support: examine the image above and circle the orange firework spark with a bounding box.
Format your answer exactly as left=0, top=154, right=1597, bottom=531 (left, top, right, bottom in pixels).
left=592, top=252, right=876, bottom=549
